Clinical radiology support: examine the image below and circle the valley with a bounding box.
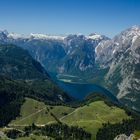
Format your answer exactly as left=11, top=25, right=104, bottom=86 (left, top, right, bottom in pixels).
left=52, top=73, right=119, bottom=103
left=0, top=25, right=139, bottom=111
left=0, top=26, right=140, bottom=140
left=53, top=69, right=110, bottom=102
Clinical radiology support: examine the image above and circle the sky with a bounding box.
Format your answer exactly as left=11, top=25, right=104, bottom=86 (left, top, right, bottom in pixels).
left=0, top=0, right=140, bottom=37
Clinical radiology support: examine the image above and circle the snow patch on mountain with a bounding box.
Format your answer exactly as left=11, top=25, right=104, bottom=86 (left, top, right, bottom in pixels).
left=87, top=33, right=102, bottom=40
left=30, top=33, right=66, bottom=40
left=8, top=33, right=26, bottom=39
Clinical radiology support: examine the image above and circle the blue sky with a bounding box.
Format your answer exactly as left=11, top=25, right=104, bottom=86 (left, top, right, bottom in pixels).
left=0, top=0, right=140, bottom=37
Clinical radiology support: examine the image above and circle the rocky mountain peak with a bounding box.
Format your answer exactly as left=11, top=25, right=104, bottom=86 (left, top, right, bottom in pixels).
left=0, top=30, right=8, bottom=40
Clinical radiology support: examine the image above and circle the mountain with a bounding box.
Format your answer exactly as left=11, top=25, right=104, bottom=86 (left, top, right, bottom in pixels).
left=0, top=44, right=73, bottom=107
left=57, top=34, right=109, bottom=76
left=10, top=34, right=67, bottom=73
left=0, top=44, right=74, bottom=127
left=0, top=31, right=109, bottom=75
left=0, top=26, right=139, bottom=111
left=95, top=26, right=140, bottom=111
left=0, top=30, right=8, bottom=43
left=0, top=44, right=49, bottom=79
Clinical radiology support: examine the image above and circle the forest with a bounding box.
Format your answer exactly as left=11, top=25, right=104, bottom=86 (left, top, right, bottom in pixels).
left=96, top=118, right=140, bottom=140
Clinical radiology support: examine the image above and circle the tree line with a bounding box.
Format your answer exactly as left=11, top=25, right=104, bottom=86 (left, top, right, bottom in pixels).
left=24, top=123, right=91, bottom=140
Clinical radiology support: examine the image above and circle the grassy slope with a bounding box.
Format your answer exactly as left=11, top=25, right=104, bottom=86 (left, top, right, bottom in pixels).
left=10, top=98, right=74, bottom=125
left=62, top=101, right=129, bottom=140
left=9, top=98, right=129, bottom=140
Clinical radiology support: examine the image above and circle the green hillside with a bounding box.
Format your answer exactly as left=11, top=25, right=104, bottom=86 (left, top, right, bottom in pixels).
left=0, top=44, right=49, bottom=80
left=10, top=98, right=74, bottom=126
left=9, top=98, right=129, bottom=140
left=0, top=44, right=73, bottom=104
left=0, top=44, right=73, bottom=128
left=61, top=101, right=129, bottom=139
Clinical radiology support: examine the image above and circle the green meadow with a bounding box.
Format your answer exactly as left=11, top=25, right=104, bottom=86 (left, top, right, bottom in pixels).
left=9, top=98, right=129, bottom=140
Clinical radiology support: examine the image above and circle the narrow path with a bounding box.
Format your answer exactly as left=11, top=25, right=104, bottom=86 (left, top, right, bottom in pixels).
left=9, top=107, right=46, bottom=126
left=16, top=107, right=46, bottom=123
left=9, top=104, right=106, bottom=127
left=96, top=114, right=106, bottom=123
left=8, top=124, right=46, bottom=127
left=4, top=127, right=25, bottom=133
left=59, top=108, right=77, bottom=121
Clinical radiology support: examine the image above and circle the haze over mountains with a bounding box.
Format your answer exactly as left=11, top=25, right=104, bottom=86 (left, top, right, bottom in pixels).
left=0, top=25, right=139, bottom=111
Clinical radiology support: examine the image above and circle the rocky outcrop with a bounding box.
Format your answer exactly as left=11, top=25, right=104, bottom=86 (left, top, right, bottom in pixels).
left=114, top=134, right=134, bottom=140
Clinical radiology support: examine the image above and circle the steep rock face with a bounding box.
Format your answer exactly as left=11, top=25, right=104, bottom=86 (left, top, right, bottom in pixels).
left=96, top=26, right=140, bottom=66
left=8, top=36, right=66, bottom=73
left=96, top=26, right=140, bottom=110
left=58, top=34, right=102, bottom=74
left=25, top=34, right=109, bottom=75
left=1, top=32, right=109, bottom=75
left=23, top=38, right=66, bottom=73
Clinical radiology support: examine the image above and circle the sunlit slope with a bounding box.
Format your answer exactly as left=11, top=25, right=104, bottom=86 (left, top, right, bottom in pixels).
left=9, top=98, right=129, bottom=140
left=61, top=101, right=129, bottom=139
left=10, top=98, right=74, bottom=125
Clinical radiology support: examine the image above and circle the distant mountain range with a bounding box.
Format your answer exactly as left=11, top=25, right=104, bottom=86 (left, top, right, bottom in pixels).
left=0, top=25, right=140, bottom=111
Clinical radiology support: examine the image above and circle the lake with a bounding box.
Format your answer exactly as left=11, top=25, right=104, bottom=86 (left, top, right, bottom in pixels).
left=50, top=73, right=119, bottom=103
